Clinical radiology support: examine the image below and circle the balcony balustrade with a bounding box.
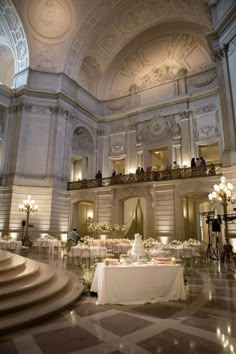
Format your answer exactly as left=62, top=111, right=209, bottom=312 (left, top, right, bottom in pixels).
left=68, top=164, right=222, bottom=191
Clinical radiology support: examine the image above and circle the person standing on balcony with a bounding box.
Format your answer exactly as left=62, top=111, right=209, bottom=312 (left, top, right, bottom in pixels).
left=95, top=170, right=102, bottom=186
left=191, top=157, right=196, bottom=175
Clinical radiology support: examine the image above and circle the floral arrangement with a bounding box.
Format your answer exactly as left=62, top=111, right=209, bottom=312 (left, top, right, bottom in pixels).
left=169, top=240, right=182, bottom=247
left=83, top=235, right=95, bottom=246
left=183, top=238, right=201, bottom=245
left=81, top=264, right=96, bottom=293
left=1, top=234, right=12, bottom=241
left=40, top=234, right=55, bottom=240
left=143, top=238, right=160, bottom=249
left=87, top=220, right=127, bottom=233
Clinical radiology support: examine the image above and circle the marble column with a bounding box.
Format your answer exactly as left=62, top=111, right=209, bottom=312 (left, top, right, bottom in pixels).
left=180, top=111, right=191, bottom=166
left=126, top=125, right=137, bottom=173
left=214, top=47, right=236, bottom=164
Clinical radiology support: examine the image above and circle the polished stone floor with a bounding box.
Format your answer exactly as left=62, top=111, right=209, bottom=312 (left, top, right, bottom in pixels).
left=1, top=251, right=236, bottom=354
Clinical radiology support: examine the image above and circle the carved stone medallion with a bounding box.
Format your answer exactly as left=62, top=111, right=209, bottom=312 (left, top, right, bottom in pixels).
left=29, top=0, right=71, bottom=39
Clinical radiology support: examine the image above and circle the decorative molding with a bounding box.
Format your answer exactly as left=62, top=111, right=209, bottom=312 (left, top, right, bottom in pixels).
left=50, top=105, right=71, bottom=117
left=228, top=37, right=236, bottom=57
left=194, top=104, right=217, bottom=115
left=109, top=132, right=126, bottom=156
left=190, top=72, right=217, bottom=88
left=212, top=48, right=224, bottom=62
left=198, top=125, right=218, bottom=141
left=8, top=103, right=32, bottom=113
left=136, top=116, right=173, bottom=144
left=138, top=65, right=188, bottom=89
left=109, top=126, right=125, bottom=134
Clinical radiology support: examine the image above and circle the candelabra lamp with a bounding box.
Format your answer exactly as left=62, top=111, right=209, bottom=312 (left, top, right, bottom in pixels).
left=208, top=176, right=235, bottom=261
left=19, top=195, right=38, bottom=246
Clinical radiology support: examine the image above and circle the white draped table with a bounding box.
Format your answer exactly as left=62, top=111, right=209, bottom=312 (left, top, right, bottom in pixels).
left=91, top=262, right=186, bottom=305
left=0, top=240, right=22, bottom=254
left=35, top=239, right=61, bottom=253
left=71, top=245, right=107, bottom=259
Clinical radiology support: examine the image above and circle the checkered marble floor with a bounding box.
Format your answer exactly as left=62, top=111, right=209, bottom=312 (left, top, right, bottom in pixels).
left=1, top=252, right=236, bottom=354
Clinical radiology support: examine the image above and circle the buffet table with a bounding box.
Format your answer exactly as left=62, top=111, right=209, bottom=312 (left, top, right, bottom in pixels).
left=91, top=262, right=186, bottom=305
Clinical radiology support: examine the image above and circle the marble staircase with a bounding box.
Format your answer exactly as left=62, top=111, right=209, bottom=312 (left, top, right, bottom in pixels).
left=0, top=250, right=83, bottom=334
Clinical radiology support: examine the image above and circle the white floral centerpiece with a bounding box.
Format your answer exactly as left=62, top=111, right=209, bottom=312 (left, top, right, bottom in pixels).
left=44, top=234, right=55, bottom=240
left=87, top=219, right=127, bottom=237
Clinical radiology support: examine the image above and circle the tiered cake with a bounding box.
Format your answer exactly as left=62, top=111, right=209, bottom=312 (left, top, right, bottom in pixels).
left=131, top=233, right=145, bottom=258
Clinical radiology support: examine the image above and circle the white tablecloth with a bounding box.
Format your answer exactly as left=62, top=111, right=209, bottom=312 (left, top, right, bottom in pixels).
left=35, top=239, right=61, bottom=253
left=71, top=246, right=107, bottom=258
left=0, top=240, right=22, bottom=254
left=91, top=262, right=186, bottom=305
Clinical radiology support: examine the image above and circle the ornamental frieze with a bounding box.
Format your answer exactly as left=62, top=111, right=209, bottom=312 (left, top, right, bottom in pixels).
left=8, top=103, right=32, bottom=113
left=50, top=105, right=71, bottom=117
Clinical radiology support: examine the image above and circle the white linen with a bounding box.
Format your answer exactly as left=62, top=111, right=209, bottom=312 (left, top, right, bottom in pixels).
left=35, top=239, right=61, bottom=253
left=91, top=262, right=186, bottom=305
left=0, top=240, right=22, bottom=254
left=71, top=245, right=107, bottom=259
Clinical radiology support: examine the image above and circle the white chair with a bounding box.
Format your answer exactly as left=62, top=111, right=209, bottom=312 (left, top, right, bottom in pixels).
left=182, top=246, right=193, bottom=268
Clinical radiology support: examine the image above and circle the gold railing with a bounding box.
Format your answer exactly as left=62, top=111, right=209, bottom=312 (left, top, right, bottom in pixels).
left=68, top=164, right=222, bottom=191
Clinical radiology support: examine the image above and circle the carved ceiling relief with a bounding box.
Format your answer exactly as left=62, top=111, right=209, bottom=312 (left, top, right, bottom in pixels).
left=28, top=0, right=71, bottom=39
left=112, top=33, right=210, bottom=96
left=138, top=65, right=187, bottom=88
left=72, top=126, right=94, bottom=153
left=37, top=44, right=56, bottom=69
left=64, top=0, right=211, bottom=82
left=94, top=0, right=210, bottom=57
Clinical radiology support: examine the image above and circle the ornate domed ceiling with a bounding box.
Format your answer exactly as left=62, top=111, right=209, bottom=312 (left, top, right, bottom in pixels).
left=3, top=0, right=213, bottom=99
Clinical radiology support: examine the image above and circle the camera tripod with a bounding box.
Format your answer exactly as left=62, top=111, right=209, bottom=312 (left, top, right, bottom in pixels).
left=205, top=224, right=220, bottom=261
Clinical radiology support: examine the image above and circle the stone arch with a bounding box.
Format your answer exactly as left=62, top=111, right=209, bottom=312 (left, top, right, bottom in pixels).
left=0, top=1, right=29, bottom=87
left=77, top=55, right=102, bottom=97
left=69, top=197, right=95, bottom=237
left=71, top=126, right=95, bottom=181
left=0, top=43, right=14, bottom=87
left=72, top=125, right=95, bottom=154
left=100, top=21, right=212, bottom=99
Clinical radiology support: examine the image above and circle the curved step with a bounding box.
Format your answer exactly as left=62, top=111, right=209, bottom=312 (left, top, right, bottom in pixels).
left=0, top=263, right=55, bottom=299
left=0, top=259, right=40, bottom=285
left=0, top=251, right=13, bottom=264
left=0, top=279, right=83, bottom=333
left=0, top=254, right=26, bottom=274
left=0, top=271, right=70, bottom=314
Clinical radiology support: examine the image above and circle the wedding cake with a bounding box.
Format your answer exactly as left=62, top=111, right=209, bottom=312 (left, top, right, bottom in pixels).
left=131, top=233, right=145, bottom=258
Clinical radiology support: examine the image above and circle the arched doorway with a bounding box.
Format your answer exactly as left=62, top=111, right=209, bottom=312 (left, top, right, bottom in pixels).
left=182, top=192, right=209, bottom=243
left=71, top=200, right=94, bottom=237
